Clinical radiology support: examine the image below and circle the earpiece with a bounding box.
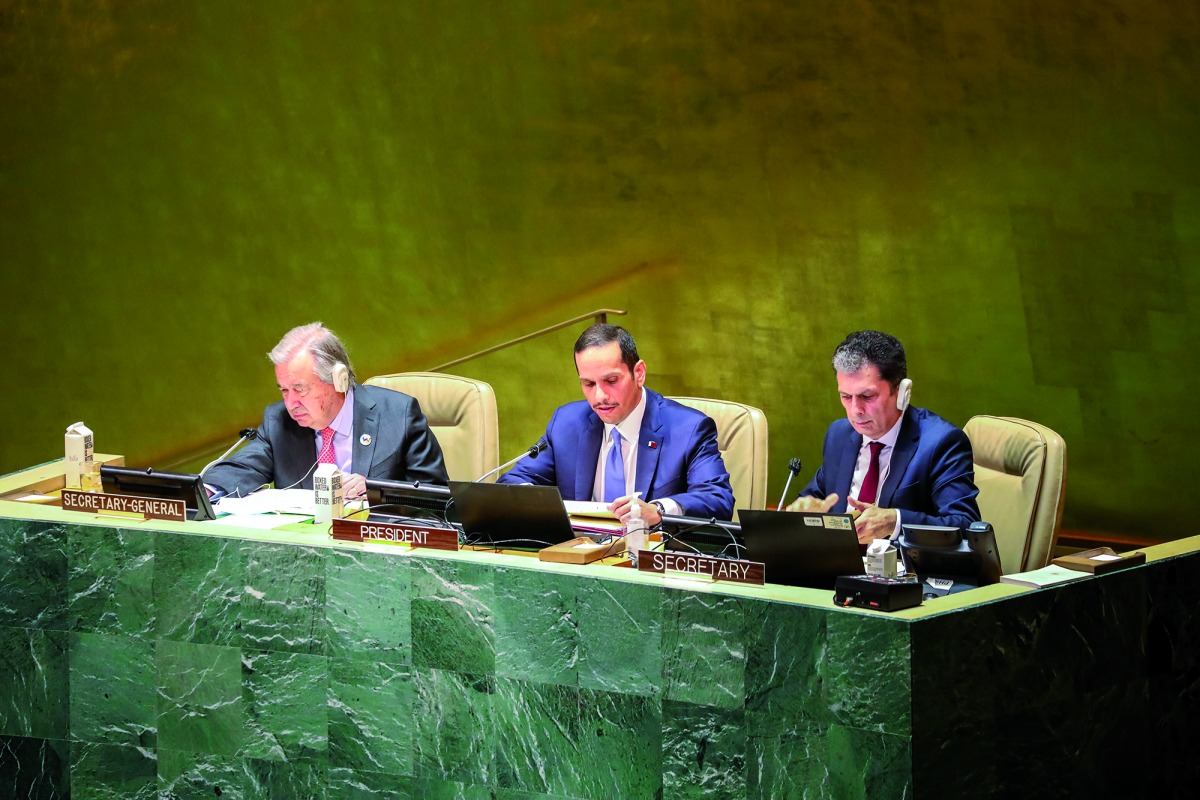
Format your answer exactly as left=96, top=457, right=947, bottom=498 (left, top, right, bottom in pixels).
left=896, top=378, right=912, bottom=412
left=332, top=362, right=350, bottom=393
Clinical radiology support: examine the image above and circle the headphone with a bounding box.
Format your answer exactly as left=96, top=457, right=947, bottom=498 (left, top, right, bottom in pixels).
left=896, top=378, right=912, bottom=412
left=332, top=362, right=350, bottom=393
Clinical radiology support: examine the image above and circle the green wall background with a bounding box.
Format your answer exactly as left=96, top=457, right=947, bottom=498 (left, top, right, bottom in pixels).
left=2, top=0, right=1197, bottom=538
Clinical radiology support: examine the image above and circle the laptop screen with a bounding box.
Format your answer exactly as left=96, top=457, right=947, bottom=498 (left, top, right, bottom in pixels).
left=448, top=481, right=576, bottom=549
left=739, top=509, right=864, bottom=589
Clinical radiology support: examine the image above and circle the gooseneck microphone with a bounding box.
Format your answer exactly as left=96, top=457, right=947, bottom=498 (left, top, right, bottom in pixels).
left=474, top=437, right=549, bottom=483
left=200, top=428, right=259, bottom=477
left=777, top=457, right=802, bottom=510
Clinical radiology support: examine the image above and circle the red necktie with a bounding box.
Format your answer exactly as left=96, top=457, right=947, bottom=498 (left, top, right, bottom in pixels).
left=857, top=441, right=884, bottom=505
left=318, top=427, right=337, bottom=465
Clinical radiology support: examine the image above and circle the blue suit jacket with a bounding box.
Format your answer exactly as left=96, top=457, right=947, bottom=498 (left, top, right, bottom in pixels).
left=205, top=383, right=448, bottom=497
left=499, top=389, right=735, bottom=520
left=798, top=406, right=981, bottom=529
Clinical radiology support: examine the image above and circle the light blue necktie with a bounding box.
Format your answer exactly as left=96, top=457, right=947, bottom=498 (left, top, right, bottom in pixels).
left=604, top=428, right=625, bottom=502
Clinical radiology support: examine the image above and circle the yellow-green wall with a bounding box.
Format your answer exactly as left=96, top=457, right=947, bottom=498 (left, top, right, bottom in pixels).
left=3, top=1, right=1197, bottom=538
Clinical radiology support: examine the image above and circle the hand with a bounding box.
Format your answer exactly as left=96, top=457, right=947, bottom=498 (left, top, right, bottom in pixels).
left=785, top=493, right=839, bottom=513
left=342, top=472, right=367, bottom=500
left=846, top=497, right=897, bottom=544
left=608, top=495, right=662, bottom=527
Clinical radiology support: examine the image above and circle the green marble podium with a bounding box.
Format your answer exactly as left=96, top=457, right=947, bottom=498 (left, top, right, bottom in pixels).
left=2, top=463, right=1197, bottom=799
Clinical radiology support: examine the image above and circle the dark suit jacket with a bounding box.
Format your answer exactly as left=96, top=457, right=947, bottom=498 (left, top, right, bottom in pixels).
left=205, top=383, right=448, bottom=497
left=798, top=406, right=980, bottom=529
left=499, top=389, right=735, bottom=520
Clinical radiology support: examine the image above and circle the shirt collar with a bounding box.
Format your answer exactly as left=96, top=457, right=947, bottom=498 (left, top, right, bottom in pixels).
left=869, top=409, right=904, bottom=449
left=605, top=387, right=647, bottom=444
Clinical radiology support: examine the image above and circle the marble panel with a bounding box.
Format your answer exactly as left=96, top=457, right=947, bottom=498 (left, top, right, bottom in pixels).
left=743, top=600, right=826, bottom=737
left=327, top=767, right=414, bottom=799
left=245, top=756, right=328, bottom=799
left=158, top=749, right=248, bottom=799
left=67, top=525, right=154, bottom=636
left=69, top=631, right=156, bottom=748
left=575, top=579, right=663, bottom=696
left=0, top=734, right=69, bottom=799
left=154, top=533, right=244, bottom=646
left=238, top=541, right=327, bottom=655
left=494, top=567, right=580, bottom=687
left=493, top=678, right=581, bottom=795
left=0, top=519, right=69, bottom=630
left=495, top=790, right=584, bottom=800
left=661, top=699, right=746, bottom=800
left=412, top=776, right=496, bottom=799
left=70, top=741, right=157, bottom=799
left=328, top=654, right=412, bottom=776
left=572, top=685, right=663, bottom=798
left=747, top=723, right=911, bottom=800
left=156, top=639, right=244, bottom=756
left=413, top=667, right=494, bottom=786
left=326, top=549, right=411, bottom=665
left=240, top=648, right=328, bottom=762
left=0, top=626, right=69, bottom=739
left=661, top=592, right=746, bottom=709
left=411, top=559, right=495, bottom=675
left=823, top=610, right=911, bottom=736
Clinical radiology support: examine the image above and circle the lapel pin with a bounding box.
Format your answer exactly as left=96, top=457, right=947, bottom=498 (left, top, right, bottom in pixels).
left=359, top=434, right=372, bottom=446
left=648, top=440, right=658, bottom=449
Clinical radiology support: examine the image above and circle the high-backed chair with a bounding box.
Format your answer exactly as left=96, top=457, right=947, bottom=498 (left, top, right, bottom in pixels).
left=365, top=372, right=499, bottom=482
left=963, top=415, right=1067, bottom=573
left=668, top=397, right=769, bottom=519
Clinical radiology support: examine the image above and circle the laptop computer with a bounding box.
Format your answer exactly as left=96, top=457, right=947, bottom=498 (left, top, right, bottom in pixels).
left=739, top=509, right=864, bottom=590
left=448, top=481, right=576, bottom=548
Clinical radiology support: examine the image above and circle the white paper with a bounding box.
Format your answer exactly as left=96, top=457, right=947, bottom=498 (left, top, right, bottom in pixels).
left=215, top=488, right=317, bottom=516
left=1090, top=553, right=1121, bottom=562
left=564, top=500, right=616, bottom=518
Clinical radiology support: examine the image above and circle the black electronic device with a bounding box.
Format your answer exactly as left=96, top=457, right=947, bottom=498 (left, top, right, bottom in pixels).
left=897, top=521, right=1002, bottom=594
left=739, top=509, right=864, bottom=590
left=833, top=575, right=923, bottom=612
left=448, top=481, right=576, bottom=549
left=364, top=478, right=451, bottom=521
left=99, top=465, right=217, bottom=522
left=659, top=514, right=744, bottom=558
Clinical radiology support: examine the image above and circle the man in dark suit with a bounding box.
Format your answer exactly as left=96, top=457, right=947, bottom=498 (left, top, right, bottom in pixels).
left=205, top=322, right=447, bottom=499
left=787, top=330, right=980, bottom=544
left=500, top=324, right=734, bottom=523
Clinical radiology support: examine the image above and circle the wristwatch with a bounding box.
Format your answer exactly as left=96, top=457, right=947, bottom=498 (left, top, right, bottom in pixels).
left=651, top=500, right=666, bottom=516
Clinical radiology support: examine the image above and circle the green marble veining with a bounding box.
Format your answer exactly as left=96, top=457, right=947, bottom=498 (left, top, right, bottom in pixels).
left=67, top=525, right=154, bottom=636
left=239, top=542, right=327, bottom=655
left=0, top=626, right=69, bottom=739
left=661, top=699, right=746, bottom=800
left=326, top=767, right=413, bottom=799
left=0, top=520, right=69, bottom=631
left=156, top=639, right=244, bottom=756
left=743, top=601, right=826, bottom=737
left=413, top=667, right=494, bottom=786
left=411, top=559, right=495, bottom=676
left=0, top=734, right=69, bottom=798
left=154, top=534, right=244, bottom=646
left=71, top=741, right=158, bottom=799
left=157, top=749, right=249, bottom=800
left=69, top=632, right=156, bottom=748
left=329, top=655, right=412, bottom=776
left=823, top=611, right=911, bottom=736
left=494, top=567, right=580, bottom=687
left=575, top=580, right=663, bottom=696
left=327, top=549, right=412, bottom=664
left=662, top=592, right=746, bottom=709
left=241, top=648, right=328, bottom=761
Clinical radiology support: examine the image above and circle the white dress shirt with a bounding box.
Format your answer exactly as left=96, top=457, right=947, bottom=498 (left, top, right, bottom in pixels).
left=592, top=388, right=682, bottom=516
left=847, top=413, right=904, bottom=537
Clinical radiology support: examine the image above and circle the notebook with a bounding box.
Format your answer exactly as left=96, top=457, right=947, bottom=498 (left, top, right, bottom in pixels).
left=448, top=481, right=576, bottom=548
left=739, top=509, right=864, bottom=589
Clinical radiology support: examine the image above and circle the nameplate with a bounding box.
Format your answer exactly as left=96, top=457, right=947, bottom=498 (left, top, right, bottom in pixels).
left=331, top=518, right=459, bottom=551
left=636, top=550, right=765, bottom=585
left=61, top=489, right=186, bottom=522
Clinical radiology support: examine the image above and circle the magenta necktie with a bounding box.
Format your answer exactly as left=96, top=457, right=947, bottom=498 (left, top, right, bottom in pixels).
left=318, top=428, right=337, bottom=465
left=857, top=441, right=884, bottom=505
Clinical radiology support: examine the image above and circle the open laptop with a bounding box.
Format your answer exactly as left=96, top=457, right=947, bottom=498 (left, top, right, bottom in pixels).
left=448, top=481, right=576, bottom=548
left=739, top=509, right=864, bottom=590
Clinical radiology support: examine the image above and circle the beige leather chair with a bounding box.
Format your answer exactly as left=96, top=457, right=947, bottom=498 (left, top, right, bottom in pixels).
left=964, top=416, right=1067, bottom=573
left=365, top=372, right=499, bottom=482
left=669, top=397, right=769, bottom=519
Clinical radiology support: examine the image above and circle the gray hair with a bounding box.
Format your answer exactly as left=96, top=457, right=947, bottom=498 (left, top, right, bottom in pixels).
left=269, top=322, right=357, bottom=387
left=831, top=330, right=907, bottom=389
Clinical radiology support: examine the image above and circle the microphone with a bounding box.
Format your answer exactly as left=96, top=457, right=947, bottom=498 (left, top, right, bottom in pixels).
left=200, top=428, right=259, bottom=477
left=777, top=457, right=802, bottom=510
left=474, top=437, right=548, bottom=483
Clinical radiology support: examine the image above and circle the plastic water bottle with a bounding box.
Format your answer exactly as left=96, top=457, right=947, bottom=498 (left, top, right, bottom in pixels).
left=626, top=491, right=645, bottom=565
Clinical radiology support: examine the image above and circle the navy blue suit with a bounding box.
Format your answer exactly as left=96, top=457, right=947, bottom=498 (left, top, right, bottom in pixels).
left=499, top=389, right=735, bottom=520
left=799, top=406, right=981, bottom=529
left=206, top=384, right=448, bottom=498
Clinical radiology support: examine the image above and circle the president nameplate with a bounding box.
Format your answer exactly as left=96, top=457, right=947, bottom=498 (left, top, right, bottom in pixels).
left=61, top=489, right=186, bottom=522
left=637, top=550, right=765, bottom=585
left=331, top=518, right=458, bottom=551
